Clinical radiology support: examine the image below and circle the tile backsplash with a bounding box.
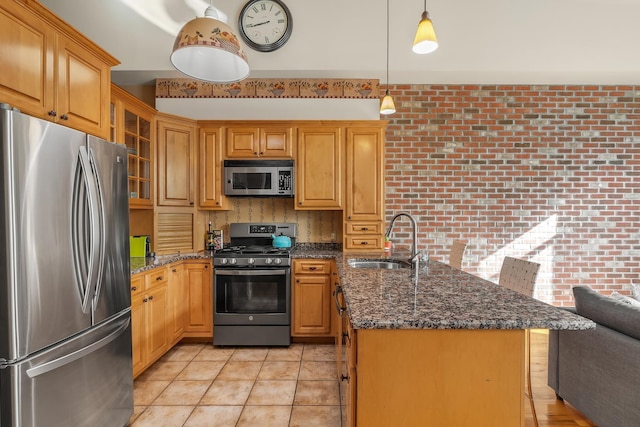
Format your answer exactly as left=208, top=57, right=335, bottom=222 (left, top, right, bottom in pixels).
left=205, top=198, right=342, bottom=243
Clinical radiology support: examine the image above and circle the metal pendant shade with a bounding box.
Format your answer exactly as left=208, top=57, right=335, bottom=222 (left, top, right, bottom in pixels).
left=412, top=1, right=438, bottom=54
left=170, top=5, right=250, bottom=83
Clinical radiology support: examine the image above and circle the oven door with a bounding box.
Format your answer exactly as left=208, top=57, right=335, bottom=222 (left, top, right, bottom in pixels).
left=214, top=268, right=290, bottom=325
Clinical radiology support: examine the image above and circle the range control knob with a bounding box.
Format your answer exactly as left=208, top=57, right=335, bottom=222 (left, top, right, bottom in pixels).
left=248, top=258, right=255, bottom=265
left=229, top=258, right=237, bottom=265
left=265, top=258, right=273, bottom=264
left=274, top=258, right=282, bottom=265
left=220, top=258, right=228, bottom=265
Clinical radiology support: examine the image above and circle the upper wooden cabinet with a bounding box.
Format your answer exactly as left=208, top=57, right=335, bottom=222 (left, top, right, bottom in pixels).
left=343, top=124, right=387, bottom=252
left=110, top=85, right=155, bottom=208
left=296, top=126, right=343, bottom=210
left=0, top=0, right=118, bottom=138
left=157, top=113, right=198, bottom=207
left=225, top=124, right=293, bottom=158
left=199, top=125, right=228, bottom=209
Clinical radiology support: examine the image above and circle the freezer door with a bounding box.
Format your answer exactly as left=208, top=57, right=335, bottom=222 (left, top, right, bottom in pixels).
left=0, top=311, right=133, bottom=427
left=0, top=109, right=92, bottom=361
left=87, top=136, right=131, bottom=324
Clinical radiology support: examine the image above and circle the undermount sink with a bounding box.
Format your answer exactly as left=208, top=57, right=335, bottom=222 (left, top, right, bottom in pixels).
left=348, top=258, right=411, bottom=269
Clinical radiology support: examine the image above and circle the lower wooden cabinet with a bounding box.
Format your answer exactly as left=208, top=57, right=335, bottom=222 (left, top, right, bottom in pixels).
left=168, top=263, right=186, bottom=345
left=131, top=267, right=169, bottom=378
left=183, top=260, right=213, bottom=337
left=292, top=259, right=332, bottom=337
left=131, top=259, right=213, bottom=378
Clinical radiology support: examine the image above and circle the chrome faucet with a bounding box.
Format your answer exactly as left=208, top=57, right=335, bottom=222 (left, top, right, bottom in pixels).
left=385, top=212, right=419, bottom=260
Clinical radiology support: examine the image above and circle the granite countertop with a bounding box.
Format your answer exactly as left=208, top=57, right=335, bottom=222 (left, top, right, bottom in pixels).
left=332, top=254, right=594, bottom=331
left=130, top=252, right=213, bottom=274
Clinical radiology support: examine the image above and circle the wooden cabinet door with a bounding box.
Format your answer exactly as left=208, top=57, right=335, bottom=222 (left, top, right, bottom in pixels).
left=0, top=2, right=55, bottom=119
left=296, top=126, right=343, bottom=209
left=199, top=126, right=227, bottom=209
left=225, top=126, right=260, bottom=158
left=260, top=126, right=293, bottom=158
left=183, top=261, right=213, bottom=337
left=56, top=33, right=111, bottom=138
left=168, top=263, right=186, bottom=345
left=157, top=115, right=196, bottom=206
left=130, top=292, right=146, bottom=378
left=345, top=127, right=385, bottom=221
left=292, top=260, right=332, bottom=337
left=146, top=284, right=169, bottom=362
left=293, top=274, right=331, bottom=336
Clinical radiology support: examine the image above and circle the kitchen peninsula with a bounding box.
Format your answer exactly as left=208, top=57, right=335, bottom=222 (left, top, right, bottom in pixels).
left=294, top=249, right=594, bottom=427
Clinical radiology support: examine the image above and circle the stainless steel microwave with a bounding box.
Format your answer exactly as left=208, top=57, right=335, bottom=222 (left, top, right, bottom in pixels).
left=224, top=160, right=294, bottom=197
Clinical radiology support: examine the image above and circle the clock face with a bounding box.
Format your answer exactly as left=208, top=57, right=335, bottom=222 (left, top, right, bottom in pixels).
left=239, top=0, right=292, bottom=52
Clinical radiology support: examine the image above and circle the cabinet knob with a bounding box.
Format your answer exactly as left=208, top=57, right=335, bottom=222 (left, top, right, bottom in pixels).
left=148, top=295, right=154, bottom=301
left=131, top=286, right=137, bottom=291
left=204, top=265, right=208, bottom=269
left=259, top=152, right=264, bottom=155
left=156, top=276, right=163, bottom=281
left=254, top=152, right=258, bottom=155
left=48, top=110, right=57, bottom=117
left=143, top=298, right=148, bottom=303
left=347, top=216, right=351, bottom=220
left=60, top=114, right=68, bottom=120
left=296, top=279, right=300, bottom=283
left=172, top=269, right=177, bottom=273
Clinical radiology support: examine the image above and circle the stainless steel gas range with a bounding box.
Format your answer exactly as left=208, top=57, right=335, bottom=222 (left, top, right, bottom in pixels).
left=212, top=222, right=296, bottom=346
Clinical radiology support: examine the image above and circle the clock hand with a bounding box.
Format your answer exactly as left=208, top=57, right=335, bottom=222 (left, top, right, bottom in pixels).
left=246, top=20, right=270, bottom=28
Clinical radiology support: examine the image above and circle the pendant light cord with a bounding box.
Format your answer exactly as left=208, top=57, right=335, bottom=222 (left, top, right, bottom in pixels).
left=386, top=0, right=390, bottom=93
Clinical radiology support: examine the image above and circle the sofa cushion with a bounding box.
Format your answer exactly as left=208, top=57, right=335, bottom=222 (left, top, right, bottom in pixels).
left=573, top=286, right=640, bottom=340
left=611, top=291, right=640, bottom=307
left=632, top=282, right=640, bottom=301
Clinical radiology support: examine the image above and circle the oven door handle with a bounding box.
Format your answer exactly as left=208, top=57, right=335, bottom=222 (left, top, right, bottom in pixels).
left=214, top=269, right=289, bottom=276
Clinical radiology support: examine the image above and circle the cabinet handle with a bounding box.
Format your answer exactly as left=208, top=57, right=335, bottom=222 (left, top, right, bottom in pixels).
left=143, top=298, right=148, bottom=302
left=156, top=276, right=163, bottom=281
left=60, top=114, right=68, bottom=120
left=341, top=374, right=349, bottom=382
left=362, top=227, right=369, bottom=231
left=131, top=286, right=137, bottom=291
left=308, top=266, right=317, bottom=271
left=172, top=269, right=177, bottom=273
left=360, top=241, right=368, bottom=245
left=48, top=110, right=57, bottom=117
left=148, top=295, right=154, bottom=301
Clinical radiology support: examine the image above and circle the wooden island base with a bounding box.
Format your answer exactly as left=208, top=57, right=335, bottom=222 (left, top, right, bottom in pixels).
left=354, top=329, right=525, bottom=427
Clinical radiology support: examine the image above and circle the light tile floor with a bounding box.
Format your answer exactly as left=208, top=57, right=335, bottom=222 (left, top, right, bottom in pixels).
left=130, top=343, right=341, bottom=427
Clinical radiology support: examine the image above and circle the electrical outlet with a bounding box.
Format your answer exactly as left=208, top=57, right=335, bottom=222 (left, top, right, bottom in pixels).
left=330, top=232, right=336, bottom=241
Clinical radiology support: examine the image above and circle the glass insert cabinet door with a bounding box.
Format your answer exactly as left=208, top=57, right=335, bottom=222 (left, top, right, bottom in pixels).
left=124, top=109, right=151, bottom=203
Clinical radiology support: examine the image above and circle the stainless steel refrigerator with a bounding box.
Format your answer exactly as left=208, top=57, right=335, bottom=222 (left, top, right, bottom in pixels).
left=0, top=105, right=133, bottom=426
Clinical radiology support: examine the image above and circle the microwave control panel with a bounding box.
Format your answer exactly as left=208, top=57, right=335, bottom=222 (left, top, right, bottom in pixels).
left=278, top=170, right=293, bottom=192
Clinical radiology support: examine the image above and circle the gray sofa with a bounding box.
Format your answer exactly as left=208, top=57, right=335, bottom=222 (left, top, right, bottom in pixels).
left=548, top=286, right=640, bottom=427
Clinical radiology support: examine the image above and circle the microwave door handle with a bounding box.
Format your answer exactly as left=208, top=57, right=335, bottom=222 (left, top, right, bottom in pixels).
left=214, top=269, right=288, bottom=276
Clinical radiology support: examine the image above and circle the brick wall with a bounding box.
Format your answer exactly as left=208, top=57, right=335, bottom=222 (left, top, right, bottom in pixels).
left=384, top=84, right=640, bottom=306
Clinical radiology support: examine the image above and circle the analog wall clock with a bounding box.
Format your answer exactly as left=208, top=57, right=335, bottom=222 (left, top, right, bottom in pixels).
left=238, top=0, right=292, bottom=52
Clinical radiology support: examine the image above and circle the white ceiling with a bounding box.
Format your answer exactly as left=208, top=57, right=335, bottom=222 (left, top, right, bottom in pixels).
left=40, top=0, right=640, bottom=86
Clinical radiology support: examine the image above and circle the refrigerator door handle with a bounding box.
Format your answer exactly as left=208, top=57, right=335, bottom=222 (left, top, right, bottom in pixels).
left=72, top=146, right=103, bottom=314
left=87, top=148, right=106, bottom=310
left=25, top=316, right=130, bottom=378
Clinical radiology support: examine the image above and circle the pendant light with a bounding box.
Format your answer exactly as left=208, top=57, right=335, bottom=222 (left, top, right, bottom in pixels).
left=412, top=0, right=438, bottom=54
left=380, top=0, right=396, bottom=115
left=170, top=2, right=250, bottom=83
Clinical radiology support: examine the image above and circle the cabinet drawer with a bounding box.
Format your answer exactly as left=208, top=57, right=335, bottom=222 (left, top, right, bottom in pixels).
left=294, top=259, right=331, bottom=275
left=346, top=221, right=383, bottom=235
left=344, top=235, right=384, bottom=250
left=146, top=267, right=168, bottom=289
left=130, top=274, right=144, bottom=297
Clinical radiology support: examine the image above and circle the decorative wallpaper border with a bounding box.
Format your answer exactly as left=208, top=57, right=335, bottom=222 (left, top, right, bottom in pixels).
left=155, top=78, right=379, bottom=99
